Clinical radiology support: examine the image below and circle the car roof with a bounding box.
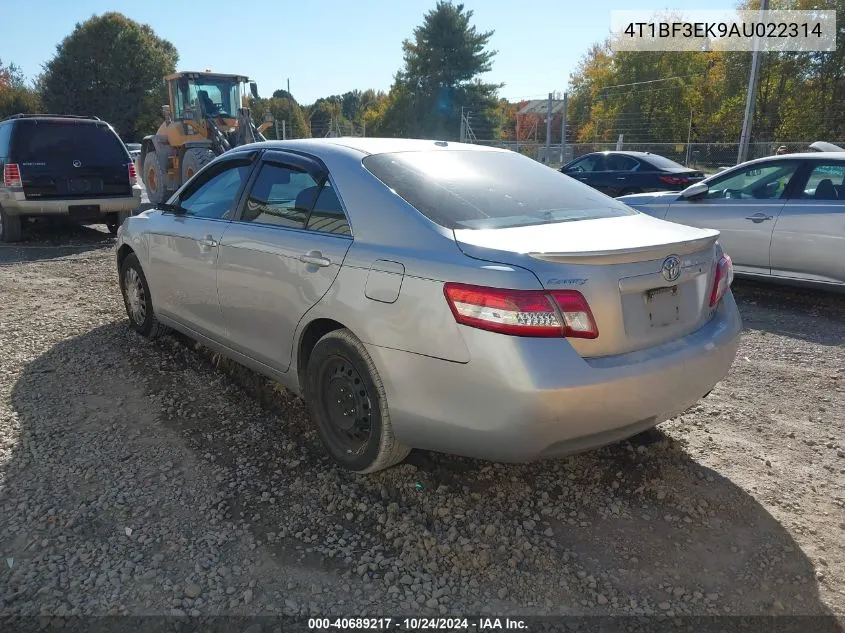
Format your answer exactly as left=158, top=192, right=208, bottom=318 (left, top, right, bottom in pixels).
left=742, top=152, right=845, bottom=165
left=2, top=114, right=103, bottom=124
left=237, top=137, right=508, bottom=158
left=583, top=150, right=658, bottom=158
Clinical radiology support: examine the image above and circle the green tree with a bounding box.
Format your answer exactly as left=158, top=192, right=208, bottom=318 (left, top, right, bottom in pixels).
left=306, top=97, right=348, bottom=137
left=250, top=96, right=310, bottom=138
left=272, top=88, right=295, bottom=102
left=39, top=12, right=178, bottom=141
left=377, top=1, right=502, bottom=140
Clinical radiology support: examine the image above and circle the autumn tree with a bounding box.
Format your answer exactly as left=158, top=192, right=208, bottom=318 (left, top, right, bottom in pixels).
left=39, top=13, right=178, bottom=141
left=564, top=0, right=845, bottom=151
left=0, top=58, right=41, bottom=118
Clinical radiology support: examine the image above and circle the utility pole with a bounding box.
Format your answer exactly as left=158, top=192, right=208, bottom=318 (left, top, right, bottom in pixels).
left=460, top=106, right=465, bottom=142
left=516, top=116, right=520, bottom=154
left=282, top=120, right=286, bottom=140
left=545, top=92, right=553, bottom=163
left=560, top=92, right=568, bottom=164
left=274, top=119, right=280, bottom=141
left=685, top=107, right=693, bottom=166
left=737, top=0, right=768, bottom=164
left=287, top=78, right=290, bottom=94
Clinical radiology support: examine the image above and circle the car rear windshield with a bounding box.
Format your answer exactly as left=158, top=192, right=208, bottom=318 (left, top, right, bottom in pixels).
left=362, top=150, right=636, bottom=230
left=641, top=154, right=687, bottom=170
left=12, top=120, right=129, bottom=165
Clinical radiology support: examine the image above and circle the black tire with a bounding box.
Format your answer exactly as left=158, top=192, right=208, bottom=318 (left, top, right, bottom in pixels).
left=305, top=329, right=410, bottom=473
left=181, top=148, right=215, bottom=184
left=143, top=152, right=168, bottom=205
left=119, top=252, right=165, bottom=340
left=0, top=207, right=23, bottom=243
left=106, top=210, right=131, bottom=236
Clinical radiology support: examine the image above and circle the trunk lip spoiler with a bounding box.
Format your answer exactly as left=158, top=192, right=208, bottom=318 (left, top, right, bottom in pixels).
left=526, top=233, right=719, bottom=266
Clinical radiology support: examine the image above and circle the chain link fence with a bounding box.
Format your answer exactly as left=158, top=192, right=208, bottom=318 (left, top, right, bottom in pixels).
left=472, top=140, right=845, bottom=174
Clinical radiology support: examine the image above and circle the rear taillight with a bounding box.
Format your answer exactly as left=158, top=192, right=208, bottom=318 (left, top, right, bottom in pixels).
left=659, top=174, right=690, bottom=186
left=709, top=254, right=734, bottom=307
left=3, top=163, right=22, bottom=188
left=443, top=283, right=599, bottom=339
left=128, top=162, right=138, bottom=185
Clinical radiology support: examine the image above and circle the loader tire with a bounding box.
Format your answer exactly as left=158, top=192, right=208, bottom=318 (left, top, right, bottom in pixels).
left=143, top=152, right=168, bottom=205
left=181, top=148, right=215, bottom=184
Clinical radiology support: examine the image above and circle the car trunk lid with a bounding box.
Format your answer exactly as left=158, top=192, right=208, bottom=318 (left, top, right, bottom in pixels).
left=454, top=214, right=721, bottom=358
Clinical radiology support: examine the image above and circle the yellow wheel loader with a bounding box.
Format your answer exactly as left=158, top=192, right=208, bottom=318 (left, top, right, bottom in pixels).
left=139, top=71, right=272, bottom=204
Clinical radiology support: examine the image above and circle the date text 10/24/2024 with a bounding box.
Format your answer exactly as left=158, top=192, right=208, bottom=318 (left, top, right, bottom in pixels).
left=308, top=617, right=528, bottom=631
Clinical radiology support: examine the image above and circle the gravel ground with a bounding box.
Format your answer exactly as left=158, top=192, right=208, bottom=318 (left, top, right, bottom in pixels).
left=0, top=222, right=843, bottom=623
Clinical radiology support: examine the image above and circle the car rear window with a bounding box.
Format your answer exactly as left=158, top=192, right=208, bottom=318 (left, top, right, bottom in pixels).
left=12, top=120, right=129, bottom=165
left=362, top=150, right=636, bottom=230
left=641, top=154, right=687, bottom=170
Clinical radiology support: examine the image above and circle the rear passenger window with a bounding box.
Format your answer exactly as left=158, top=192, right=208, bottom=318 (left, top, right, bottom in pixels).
left=799, top=163, right=845, bottom=200
left=306, top=182, right=351, bottom=235
left=240, top=163, right=319, bottom=229
left=605, top=155, right=639, bottom=171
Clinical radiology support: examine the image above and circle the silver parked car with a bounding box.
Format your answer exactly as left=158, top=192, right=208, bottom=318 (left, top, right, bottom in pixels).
left=115, top=139, right=741, bottom=473
left=618, top=153, right=845, bottom=292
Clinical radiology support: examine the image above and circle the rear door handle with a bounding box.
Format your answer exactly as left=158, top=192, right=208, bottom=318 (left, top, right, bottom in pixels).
left=745, top=213, right=773, bottom=223
left=616, top=177, right=627, bottom=180
left=199, top=235, right=218, bottom=248
left=299, top=251, right=331, bottom=267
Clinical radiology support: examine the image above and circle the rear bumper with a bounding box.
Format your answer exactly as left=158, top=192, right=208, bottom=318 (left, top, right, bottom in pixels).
left=366, top=293, right=742, bottom=462
left=1, top=187, right=142, bottom=216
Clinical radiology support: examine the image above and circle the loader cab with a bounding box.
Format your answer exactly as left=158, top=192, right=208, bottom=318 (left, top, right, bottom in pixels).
left=166, top=72, right=252, bottom=122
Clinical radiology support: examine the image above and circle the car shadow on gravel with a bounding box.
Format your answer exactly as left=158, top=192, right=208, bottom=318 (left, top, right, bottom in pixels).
left=3, top=323, right=841, bottom=624
left=732, top=281, right=845, bottom=347
left=0, top=220, right=114, bottom=265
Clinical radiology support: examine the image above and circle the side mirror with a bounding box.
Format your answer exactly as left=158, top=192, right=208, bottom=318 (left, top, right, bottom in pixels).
left=159, top=201, right=186, bottom=215
left=250, top=82, right=259, bottom=99
left=681, top=182, right=708, bottom=198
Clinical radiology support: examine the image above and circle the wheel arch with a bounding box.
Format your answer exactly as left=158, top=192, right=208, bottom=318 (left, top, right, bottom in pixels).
left=296, top=317, right=347, bottom=393
left=116, top=244, right=135, bottom=272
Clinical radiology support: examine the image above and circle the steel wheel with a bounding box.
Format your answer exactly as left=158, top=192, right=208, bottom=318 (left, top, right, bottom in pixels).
left=123, top=266, right=147, bottom=326
left=319, top=355, right=374, bottom=456
left=305, top=329, right=410, bottom=473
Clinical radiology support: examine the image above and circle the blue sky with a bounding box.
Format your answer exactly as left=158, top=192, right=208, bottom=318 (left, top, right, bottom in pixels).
left=1, top=0, right=736, bottom=104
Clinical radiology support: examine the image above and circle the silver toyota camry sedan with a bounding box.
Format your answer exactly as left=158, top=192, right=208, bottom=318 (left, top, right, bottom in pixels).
left=115, top=138, right=741, bottom=473
left=618, top=152, right=845, bottom=292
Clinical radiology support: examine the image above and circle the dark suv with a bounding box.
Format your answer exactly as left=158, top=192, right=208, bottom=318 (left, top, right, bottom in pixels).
left=0, top=114, right=142, bottom=242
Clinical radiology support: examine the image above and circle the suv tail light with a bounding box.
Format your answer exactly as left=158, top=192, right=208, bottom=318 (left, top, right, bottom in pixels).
left=443, top=283, right=599, bottom=339
left=128, top=162, right=138, bottom=185
left=3, top=163, right=22, bottom=188
left=659, top=174, right=690, bottom=186
left=709, top=254, right=734, bottom=307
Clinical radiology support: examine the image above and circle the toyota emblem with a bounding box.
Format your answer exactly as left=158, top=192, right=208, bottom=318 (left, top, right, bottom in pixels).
left=661, top=255, right=681, bottom=283
left=72, top=160, right=82, bottom=168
